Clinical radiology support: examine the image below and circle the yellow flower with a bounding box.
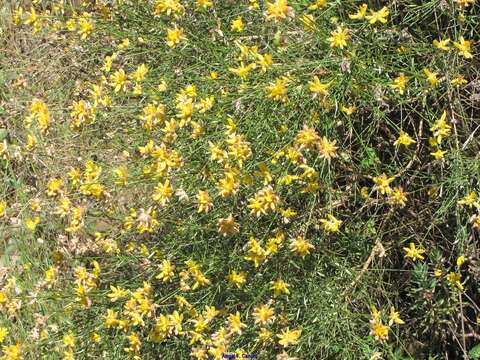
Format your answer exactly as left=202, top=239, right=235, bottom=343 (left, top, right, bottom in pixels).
left=244, top=238, right=268, bottom=267
left=1, top=343, right=22, bottom=360
left=117, top=38, right=130, bottom=50
left=388, top=307, right=405, bottom=325
left=78, top=13, right=93, bottom=39
left=125, top=332, right=141, bottom=356
left=249, top=0, right=260, bottom=9
left=341, top=105, right=356, bottom=115
left=229, top=62, right=257, bottom=79
left=0, top=140, right=8, bottom=160
left=107, top=285, right=130, bottom=302
left=196, top=0, right=213, bottom=9
left=203, top=305, right=218, bottom=322
left=266, top=78, right=288, bottom=102
left=391, top=73, right=408, bottom=95
left=132, top=82, right=142, bottom=95
left=156, top=260, right=175, bottom=282
left=63, top=331, right=75, bottom=348
left=430, top=149, right=447, bottom=160
left=433, top=38, right=450, bottom=51
left=226, top=270, right=247, bottom=289
left=255, top=163, right=273, bottom=185
left=247, top=186, right=280, bottom=217
left=451, top=75, right=468, bottom=86
left=423, top=68, right=438, bottom=87
left=277, top=328, right=301, bottom=347
left=295, top=125, right=319, bottom=149
left=397, top=45, right=409, bottom=54
left=430, top=111, right=451, bottom=144
left=104, top=309, right=120, bottom=328
left=308, top=0, right=327, bottom=10
left=388, top=187, right=408, bottom=207
left=25, top=133, right=37, bottom=151
left=25, top=216, right=40, bottom=232
left=446, top=272, right=463, bottom=290
left=453, top=36, right=473, bottom=59
left=252, top=304, right=275, bottom=325
left=372, top=174, right=394, bottom=195
left=271, top=278, right=290, bottom=296
left=152, top=179, right=173, bottom=206
left=70, top=99, right=96, bottom=128
left=458, top=192, right=479, bottom=208
left=258, top=327, right=272, bottom=342
left=196, top=190, right=213, bottom=213
left=44, top=266, right=57, bottom=285
left=55, top=197, right=71, bottom=218
left=328, top=26, right=349, bottom=49
left=217, top=215, right=240, bottom=236
left=289, top=236, right=314, bottom=258
left=231, top=16, right=244, bottom=32
left=102, top=54, right=116, bottom=73
left=456, top=0, right=476, bottom=7
left=365, top=7, right=389, bottom=24
left=394, top=130, right=416, bottom=147
left=370, top=305, right=381, bottom=321
left=319, top=214, right=342, bottom=233
left=110, top=69, right=128, bottom=92
left=266, top=0, right=291, bottom=21
left=12, top=7, right=23, bottom=26
left=166, top=26, right=185, bottom=48
left=24, top=7, right=37, bottom=26
left=370, top=321, right=389, bottom=341
left=470, top=212, right=480, bottom=231
left=403, top=242, right=426, bottom=261
left=217, top=173, right=239, bottom=198
left=113, top=166, right=129, bottom=186
left=154, top=0, right=185, bottom=16
left=47, top=178, right=64, bottom=197
left=308, top=76, right=332, bottom=97
left=228, top=312, right=247, bottom=335
left=318, top=136, right=338, bottom=160
left=349, top=4, right=368, bottom=19
left=92, top=332, right=101, bottom=343
left=130, top=63, right=149, bottom=82
left=168, top=311, right=183, bottom=335
left=196, top=96, right=215, bottom=113
left=0, top=201, right=6, bottom=218
left=0, top=327, right=9, bottom=343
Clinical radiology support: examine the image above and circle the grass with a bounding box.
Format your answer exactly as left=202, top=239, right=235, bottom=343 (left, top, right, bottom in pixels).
left=0, top=0, right=479, bottom=359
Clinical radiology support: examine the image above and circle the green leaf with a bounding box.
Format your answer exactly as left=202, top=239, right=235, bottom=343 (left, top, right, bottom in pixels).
left=360, top=147, right=379, bottom=170
left=0, top=128, right=8, bottom=141
left=469, top=343, right=480, bottom=359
